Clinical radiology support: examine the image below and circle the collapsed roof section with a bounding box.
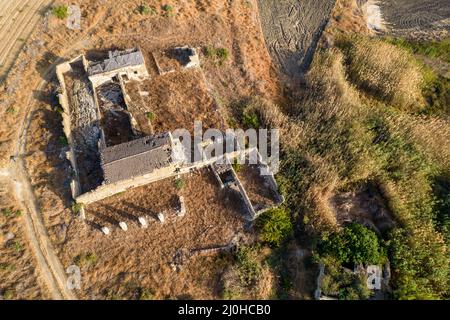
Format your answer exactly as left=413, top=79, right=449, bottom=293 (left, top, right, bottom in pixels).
left=100, top=133, right=174, bottom=184
left=88, top=48, right=146, bottom=76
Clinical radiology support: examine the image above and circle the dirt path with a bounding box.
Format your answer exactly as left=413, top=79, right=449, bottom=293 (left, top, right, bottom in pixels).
left=378, top=0, right=450, bottom=40
left=0, top=0, right=53, bottom=81
left=0, top=4, right=110, bottom=299
left=257, top=0, right=336, bottom=78
left=4, top=55, right=79, bottom=299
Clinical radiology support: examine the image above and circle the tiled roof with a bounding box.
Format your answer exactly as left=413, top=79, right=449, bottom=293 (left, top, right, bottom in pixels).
left=100, top=133, right=173, bottom=184
left=88, top=49, right=145, bottom=76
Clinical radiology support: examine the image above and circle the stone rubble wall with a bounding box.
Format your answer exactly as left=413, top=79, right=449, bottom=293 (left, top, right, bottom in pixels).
left=55, top=55, right=89, bottom=199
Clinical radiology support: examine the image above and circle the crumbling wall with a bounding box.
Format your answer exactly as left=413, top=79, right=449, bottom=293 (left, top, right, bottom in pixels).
left=89, top=64, right=149, bottom=87
left=76, top=163, right=179, bottom=204
left=55, top=55, right=88, bottom=199
left=230, top=168, right=258, bottom=220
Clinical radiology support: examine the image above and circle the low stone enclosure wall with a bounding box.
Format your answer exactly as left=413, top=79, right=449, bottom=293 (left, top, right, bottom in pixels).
left=56, top=49, right=283, bottom=221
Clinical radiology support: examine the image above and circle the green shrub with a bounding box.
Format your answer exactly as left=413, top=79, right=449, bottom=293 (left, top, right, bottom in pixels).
left=161, top=4, right=174, bottom=16
left=241, top=110, right=260, bottom=129
left=0, top=263, right=15, bottom=273
left=51, top=5, right=69, bottom=20
left=232, top=158, right=242, bottom=173
left=216, top=48, right=230, bottom=63
left=388, top=227, right=447, bottom=299
left=221, top=287, right=241, bottom=300
left=235, top=246, right=262, bottom=286
left=13, top=241, right=23, bottom=253
left=204, top=46, right=216, bottom=58
left=138, top=288, right=154, bottom=300
left=138, top=4, right=153, bottom=15
left=386, top=37, right=450, bottom=64
left=174, top=178, right=185, bottom=190
left=71, top=202, right=83, bottom=214
left=59, top=135, right=68, bottom=146
left=318, top=256, right=372, bottom=300
left=1, top=208, right=13, bottom=217
left=74, top=252, right=97, bottom=268
left=204, top=46, right=230, bottom=65
left=319, top=223, right=385, bottom=265
left=257, top=208, right=293, bottom=247
left=2, top=288, right=14, bottom=300
left=1, top=208, right=22, bottom=217
left=145, top=111, right=155, bottom=122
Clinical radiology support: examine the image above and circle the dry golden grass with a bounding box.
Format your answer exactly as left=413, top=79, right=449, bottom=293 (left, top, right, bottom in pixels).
left=339, top=36, right=424, bottom=110
left=243, top=97, right=305, bottom=150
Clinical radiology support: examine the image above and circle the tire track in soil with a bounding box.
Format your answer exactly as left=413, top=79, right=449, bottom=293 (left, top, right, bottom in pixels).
left=377, top=0, right=450, bottom=39
left=256, top=0, right=336, bottom=78
left=3, top=4, right=110, bottom=300
left=0, top=0, right=53, bottom=81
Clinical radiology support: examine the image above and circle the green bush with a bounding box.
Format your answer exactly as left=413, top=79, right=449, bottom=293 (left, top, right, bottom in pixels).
left=386, top=37, right=450, bottom=64
left=13, top=241, right=23, bottom=253
left=0, top=263, right=15, bottom=273
left=241, top=110, right=260, bottom=129
left=257, top=208, right=293, bottom=247
left=319, top=223, right=385, bottom=265
left=138, top=5, right=153, bottom=15
left=204, top=46, right=230, bottom=65
left=318, top=256, right=372, bottom=300
left=388, top=227, right=447, bottom=299
left=2, top=288, right=14, bottom=300
left=138, top=288, right=155, bottom=300
left=51, top=5, right=69, bottom=20
left=59, top=135, right=68, bottom=146
left=235, top=246, right=262, bottom=286
left=145, top=111, right=155, bottom=122
left=174, top=178, right=185, bottom=190
left=74, top=252, right=97, bottom=268
left=0, top=208, right=21, bottom=218
left=231, top=158, right=242, bottom=173
left=216, top=48, right=230, bottom=62
left=71, top=202, right=83, bottom=214
left=161, top=4, right=174, bottom=16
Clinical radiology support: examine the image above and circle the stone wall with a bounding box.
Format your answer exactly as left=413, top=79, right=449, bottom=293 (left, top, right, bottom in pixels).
left=55, top=55, right=89, bottom=199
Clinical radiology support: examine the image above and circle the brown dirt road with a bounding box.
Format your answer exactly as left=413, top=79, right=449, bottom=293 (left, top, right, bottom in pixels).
left=0, top=2, right=111, bottom=300
left=257, top=0, right=336, bottom=79
left=0, top=0, right=53, bottom=82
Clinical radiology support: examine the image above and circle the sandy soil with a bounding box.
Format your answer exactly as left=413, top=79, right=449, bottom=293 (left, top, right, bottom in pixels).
left=378, top=0, right=450, bottom=40
left=329, top=184, right=396, bottom=235
left=0, top=0, right=53, bottom=82
left=257, top=0, right=336, bottom=79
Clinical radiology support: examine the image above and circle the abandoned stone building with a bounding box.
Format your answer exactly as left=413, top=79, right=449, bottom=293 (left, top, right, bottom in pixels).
left=87, top=48, right=149, bottom=86
left=55, top=47, right=283, bottom=224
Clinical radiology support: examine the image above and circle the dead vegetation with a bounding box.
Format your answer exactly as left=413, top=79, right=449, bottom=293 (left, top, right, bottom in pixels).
left=125, top=68, right=225, bottom=135
left=337, top=36, right=424, bottom=110
left=0, top=0, right=282, bottom=299
left=0, top=180, right=50, bottom=299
